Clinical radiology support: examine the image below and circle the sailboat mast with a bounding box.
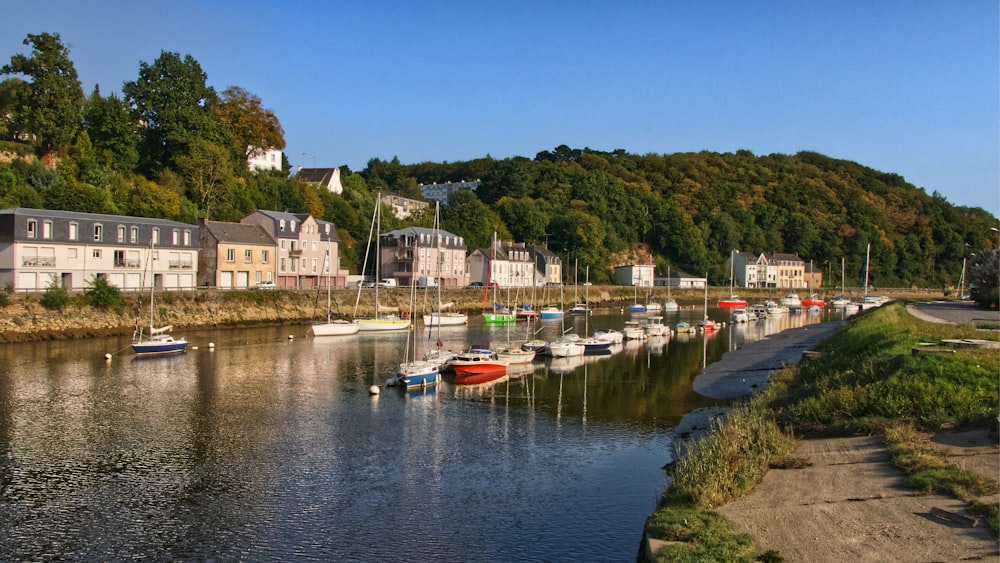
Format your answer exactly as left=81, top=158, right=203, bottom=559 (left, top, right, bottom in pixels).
left=149, top=241, right=155, bottom=332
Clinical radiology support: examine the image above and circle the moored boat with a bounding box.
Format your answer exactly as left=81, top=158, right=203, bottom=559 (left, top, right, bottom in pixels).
left=622, top=321, right=646, bottom=340
left=644, top=316, right=669, bottom=337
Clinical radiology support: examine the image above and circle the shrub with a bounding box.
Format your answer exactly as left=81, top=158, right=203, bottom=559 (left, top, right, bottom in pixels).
left=85, top=276, right=124, bottom=309
left=39, top=277, right=71, bottom=310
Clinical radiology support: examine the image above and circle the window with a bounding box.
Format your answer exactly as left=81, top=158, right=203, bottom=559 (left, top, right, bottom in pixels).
left=68, top=248, right=77, bottom=259
left=311, top=258, right=317, bottom=273
left=261, top=250, right=269, bottom=263
left=42, top=220, right=52, bottom=239
left=114, top=250, right=126, bottom=267
left=279, top=219, right=285, bottom=231
left=152, top=228, right=160, bottom=245
left=92, top=249, right=102, bottom=259
left=94, top=224, right=103, bottom=241
left=26, top=219, right=36, bottom=239
left=280, top=239, right=285, bottom=250
left=227, top=249, right=236, bottom=262
left=279, top=257, right=286, bottom=272
left=130, top=226, right=138, bottom=244
left=183, top=230, right=190, bottom=246
left=69, top=222, right=78, bottom=241
left=171, top=229, right=179, bottom=245
left=244, top=249, right=252, bottom=263
left=117, top=225, right=125, bottom=243
left=290, top=220, right=296, bottom=231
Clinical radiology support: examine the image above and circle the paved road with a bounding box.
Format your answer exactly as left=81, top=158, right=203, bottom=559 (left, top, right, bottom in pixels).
left=906, top=300, right=1000, bottom=325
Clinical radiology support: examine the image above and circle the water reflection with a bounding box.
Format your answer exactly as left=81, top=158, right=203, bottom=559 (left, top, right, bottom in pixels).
left=0, top=307, right=832, bottom=560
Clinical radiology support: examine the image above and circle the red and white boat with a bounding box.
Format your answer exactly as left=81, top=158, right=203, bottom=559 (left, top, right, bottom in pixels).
left=719, top=249, right=747, bottom=308
left=717, top=297, right=747, bottom=308
left=450, top=349, right=508, bottom=385
left=801, top=294, right=825, bottom=307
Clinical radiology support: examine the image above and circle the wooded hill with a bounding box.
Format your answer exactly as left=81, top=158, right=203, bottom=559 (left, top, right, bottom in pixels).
left=362, top=147, right=997, bottom=289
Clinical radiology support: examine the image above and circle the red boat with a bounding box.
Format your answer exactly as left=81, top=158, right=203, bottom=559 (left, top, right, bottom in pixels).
left=717, top=298, right=747, bottom=308
left=450, top=350, right=508, bottom=384
left=801, top=294, right=825, bottom=307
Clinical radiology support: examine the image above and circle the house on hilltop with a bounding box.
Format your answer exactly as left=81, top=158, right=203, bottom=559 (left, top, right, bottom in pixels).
left=296, top=167, right=344, bottom=194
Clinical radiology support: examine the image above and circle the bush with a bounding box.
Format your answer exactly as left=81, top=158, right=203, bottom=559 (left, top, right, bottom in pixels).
left=39, top=277, right=71, bottom=310
left=85, top=276, right=124, bottom=309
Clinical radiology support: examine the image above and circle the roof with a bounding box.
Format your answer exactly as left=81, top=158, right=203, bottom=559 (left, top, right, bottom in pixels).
left=297, top=168, right=339, bottom=185
left=203, top=221, right=275, bottom=245
left=0, top=207, right=193, bottom=228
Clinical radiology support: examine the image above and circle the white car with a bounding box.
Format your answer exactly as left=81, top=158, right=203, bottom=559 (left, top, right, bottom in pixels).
left=253, top=281, right=276, bottom=290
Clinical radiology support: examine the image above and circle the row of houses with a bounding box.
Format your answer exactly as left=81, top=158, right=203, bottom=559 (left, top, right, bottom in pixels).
left=0, top=207, right=819, bottom=294
left=731, top=251, right=822, bottom=289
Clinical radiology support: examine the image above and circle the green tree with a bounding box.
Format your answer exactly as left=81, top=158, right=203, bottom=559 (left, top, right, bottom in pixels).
left=83, top=86, right=139, bottom=174
left=1, top=33, right=84, bottom=155
left=215, top=86, right=285, bottom=164
left=174, top=138, right=236, bottom=220
left=0, top=78, right=28, bottom=139
left=441, top=189, right=510, bottom=252
left=123, top=51, right=227, bottom=175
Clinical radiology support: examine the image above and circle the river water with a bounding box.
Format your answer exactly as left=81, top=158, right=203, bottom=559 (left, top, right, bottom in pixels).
left=0, top=307, right=835, bottom=561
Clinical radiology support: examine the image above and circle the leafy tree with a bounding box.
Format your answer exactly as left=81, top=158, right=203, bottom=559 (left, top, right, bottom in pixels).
left=0, top=162, right=42, bottom=208
left=0, top=78, right=28, bottom=139
left=478, top=157, right=533, bottom=204
left=83, top=86, right=139, bottom=174
left=215, top=86, right=285, bottom=164
left=1, top=33, right=84, bottom=155
left=441, top=189, right=510, bottom=252
left=495, top=196, right=550, bottom=244
left=123, top=51, right=227, bottom=174
left=173, top=138, right=236, bottom=220
left=121, top=177, right=183, bottom=220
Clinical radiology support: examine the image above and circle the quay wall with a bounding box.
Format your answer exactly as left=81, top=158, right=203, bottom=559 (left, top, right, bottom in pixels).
left=0, top=286, right=937, bottom=343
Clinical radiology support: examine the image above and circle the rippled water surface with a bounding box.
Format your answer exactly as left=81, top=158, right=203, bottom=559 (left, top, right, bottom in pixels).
left=0, top=308, right=834, bottom=560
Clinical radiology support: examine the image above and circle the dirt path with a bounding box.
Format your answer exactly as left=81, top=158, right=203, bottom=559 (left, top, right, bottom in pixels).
left=679, top=317, right=1000, bottom=561
left=717, top=434, right=998, bottom=562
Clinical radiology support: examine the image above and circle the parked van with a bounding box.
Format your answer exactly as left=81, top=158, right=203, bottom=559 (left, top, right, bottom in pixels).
left=377, top=278, right=397, bottom=288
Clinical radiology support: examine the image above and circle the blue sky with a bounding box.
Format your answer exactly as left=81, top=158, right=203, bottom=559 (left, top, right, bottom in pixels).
left=3, top=1, right=998, bottom=215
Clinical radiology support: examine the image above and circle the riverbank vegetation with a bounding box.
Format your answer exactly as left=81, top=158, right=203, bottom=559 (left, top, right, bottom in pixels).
left=645, top=303, right=1000, bottom=561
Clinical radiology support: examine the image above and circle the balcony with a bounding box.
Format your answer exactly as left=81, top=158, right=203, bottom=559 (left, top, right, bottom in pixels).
left=168, top=261, right=193, bottom=269
left=21, top=257, right=55, bottom=267
left=114, top=259, right=143, bottom=268
left=289, top=249, right=303, bottom=256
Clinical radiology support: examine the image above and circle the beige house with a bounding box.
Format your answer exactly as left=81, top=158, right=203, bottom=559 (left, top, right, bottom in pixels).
left=198, top=220, right=276, bottom=289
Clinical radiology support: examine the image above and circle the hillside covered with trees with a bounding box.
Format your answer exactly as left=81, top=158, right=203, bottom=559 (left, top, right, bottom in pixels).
left=1, top=33, right=997, bottom=303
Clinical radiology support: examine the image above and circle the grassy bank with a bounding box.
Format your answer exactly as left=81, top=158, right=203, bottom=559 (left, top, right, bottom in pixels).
left=645, top=302, right=1000, bottom=562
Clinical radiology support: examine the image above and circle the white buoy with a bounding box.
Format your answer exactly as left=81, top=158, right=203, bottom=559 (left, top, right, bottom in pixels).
left=208, top=342, right=215, bottom=348
left=369, top=385, right=380, bottom=395
left=104, top=353, right=112, bottom=360
left=288, top=334, right=294, bottom=340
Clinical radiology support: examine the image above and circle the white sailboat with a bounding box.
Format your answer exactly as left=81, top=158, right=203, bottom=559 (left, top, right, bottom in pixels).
left=132, top=242, right=188, bottom=355
left=422, top=202, right=468, bottom=327
left=312, top=240, right=359, bottom=336
left=391, top=270, right=439, bottom=389
left=358, top=191, right=411, bottom=332
left=663, top=265, right=679, bottom=312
